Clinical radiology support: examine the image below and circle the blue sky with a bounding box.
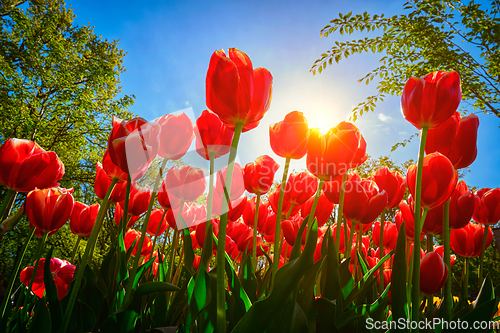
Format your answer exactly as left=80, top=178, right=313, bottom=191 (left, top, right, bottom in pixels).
left=68, top=0, right=500, bottom=189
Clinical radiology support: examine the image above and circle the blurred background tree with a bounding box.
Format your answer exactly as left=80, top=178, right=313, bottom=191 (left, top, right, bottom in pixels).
left=312, top=0, right=500, bottom=123
left=0, top=0, right=135, bottom=281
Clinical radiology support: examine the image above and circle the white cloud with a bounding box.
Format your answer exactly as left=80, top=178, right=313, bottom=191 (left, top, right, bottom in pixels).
left=378, top=113, right=391, bottom=122
left=185, top=101, right=190, bottom=106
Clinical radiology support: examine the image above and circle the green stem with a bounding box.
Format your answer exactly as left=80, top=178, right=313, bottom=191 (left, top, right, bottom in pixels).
left=411, top=126, right=429, bottom=328
left=356, top=227, right=362, bottom=282
left=379, top=209, right=386, bottom=294
left=0, top=189, right=16, bottom=222
left=272, top=157, right=291, bottom=281
left=124, top=158, right=169, bottom=303
left=252, top=194, right=261, bottom=273
left=121, top=175, right=132, bottom=235
left=206, top=153, right=215, bottom=232
left=346, top=220, right=355, bottom=259
left=336, top=172, right=348, bottom=260
left=150, top=209, right=168, bottom=259
left=442, top=199, right=452, bottom=321
left=0, top=228, right=34, bottom=321
left=168, top=208, right=182, bottom=282
left=464, top=257, right=469, bottom=307
left=426, top=234, right=433, bottom=253
left=70, top=236, right=82, bottom=262
left=61, top=177, right=118, bottom=333
left=161, top=227, right=171, bottom=255
left=216, top=122, right=243, bottom=333
left=307, top=179, right=325, bottom=238
left=478, top=224, right=489, bottom=289
left=22, top=232, right=48, bottom=315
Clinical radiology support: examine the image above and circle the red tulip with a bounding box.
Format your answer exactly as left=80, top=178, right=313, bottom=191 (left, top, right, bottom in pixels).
left=282, top=215, right=305, bottom=247
left=449, top=180, right=476, bottom=229
left=114, top=203, right=139, bottom=229
left=25, top=187, right=74, bottom=235
left=407, top=152, right=458, bottom=210
left=401, top=71, right=461, bottom=129
left=472, top=188, right=500, bottom=226
left=425, top=112, right=479, bottom=169
left=307, top=122, right=365, bottom=180
left=338, top=122, right=368, bottom=169
left=433, top=245, right=456, bottom=267
left=371, top=167, right=406, bottom=209
left=243, top=155, right=279, bottom=195
left=193, top=220, right=219, bottom=250
left=346, top=219, right=373, bottom=234
left=300, top=192, right=334, bottom=227
left=372, top=221, right=398, bottom=251
left=343, top=178, right=387, bottom=224
left=331, top=223, right=349, bottom=254
left=164, top=165, right=206, bottom=203
left=124, top=229, right=152, bottom=258
left=323, top=171, right=361, bottom=204
left=167, top=202, right=207, bottom=230
left=212, top=194, right=247, bottom=222
left=70, top=202, right=100, bottom=237
left=284, top=172, right=318, bottom=206
left=397, top=199, right=424, bottom=241
left=119, top=183, right=151, bottom=217
left=214, top=163, right=245, bottom=202
left=195, top=110, right=234, bottom=160
left=0, top=138, right=64, bottom=192
left=269, top=111, right=310, bottom=159
left=20, top=258, right=75, bottom=300
left=146, top=209, right=168, bottom=236
left=206, top=48, right=273, bottom=132
left=242, top=197, right=269, bottom=228
left=450, top=222, right=493, bottom=258
left=420, top=251, right=448, bottom=295
left=259, top=212, right=277, bottom=242
left=421, top=204, right=443, bottom=235
left=350, top=234, right=371, bottom=259
left=107, top=117, right=160, bottom=175
left=101, top=149, right=128, bottom=182
left=156, top=113, right=194, bottom=160
left=268, top=184, right=300, bottom=218
left=95, top=161, right=127, bottom=203
left=158, top=180, right=180, bottom=210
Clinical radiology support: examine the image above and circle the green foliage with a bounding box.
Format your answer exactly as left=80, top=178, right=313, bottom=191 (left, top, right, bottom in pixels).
left=0, top=0, right=135, bottom=196
left=312, top=0, right=500, bottom=122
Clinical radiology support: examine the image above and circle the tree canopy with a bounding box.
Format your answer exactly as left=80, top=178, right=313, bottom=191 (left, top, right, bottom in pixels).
left=0, top=0, right=135, bottom=197
left=312, top=0, right=500, bottom=122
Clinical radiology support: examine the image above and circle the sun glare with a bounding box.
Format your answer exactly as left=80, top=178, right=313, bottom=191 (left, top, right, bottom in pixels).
left=308, top=115, right=334, bottom=134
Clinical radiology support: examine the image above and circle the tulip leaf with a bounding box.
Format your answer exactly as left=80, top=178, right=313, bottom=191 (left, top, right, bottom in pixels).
left=182, top=227, right=195, bottom=275
left=241, top=254, right=258, bottom=303
left=200, top=223, right=213, bottom=270
left=390, top=223, right=408, bottom=329
left=321, top=227, right=342, bottom=307
left=339, top=258, right=354, bottom=300
left=356, top=249, right=369, bottom=276
left=185, top=268, right=211, bottom=330
left=256, top=264, right=273, bottom=299
left=297, top=258, right=324, bottom=329
left=77, top=265, right=105, bottom=332
left=231, top=218, right=318, bottom=332
left=28, top=296, right=51, bottom=333
left=289, top=214, right=309, bottom=261
left=133, top=255, right=156, bottom=288
left=42, top=247, right=63, bottom=333
left=134, top=281, right=180, bottom=297
left=315, top=297, right=336, bottom=332
left=474, top=274, right=494, bottom=306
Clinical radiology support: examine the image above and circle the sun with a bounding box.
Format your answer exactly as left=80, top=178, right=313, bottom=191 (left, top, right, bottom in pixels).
left=307, top=114, right=334, bottom=134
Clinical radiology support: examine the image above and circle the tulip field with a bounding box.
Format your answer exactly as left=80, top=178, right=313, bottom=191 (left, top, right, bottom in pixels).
left=1, top=48, right=500, bottom=333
